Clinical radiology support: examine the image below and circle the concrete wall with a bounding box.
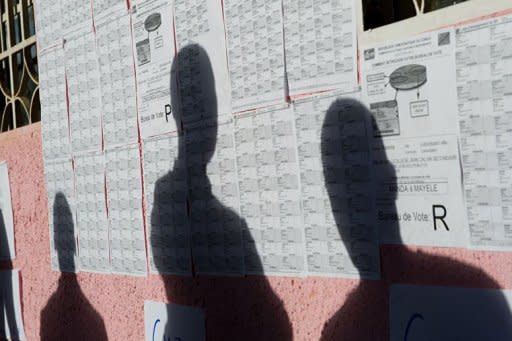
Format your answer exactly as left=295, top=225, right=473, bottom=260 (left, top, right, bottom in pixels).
left=0, top=122, right=511, bottom=340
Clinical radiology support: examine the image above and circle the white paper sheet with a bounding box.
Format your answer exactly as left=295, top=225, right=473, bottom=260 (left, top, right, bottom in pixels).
left=131, top=0, right=177, bottom=138
left=44, top=159, right=77, bottom=272
left=390, top=284, right=512, bottom=340
left=293, top=92, right=379, bottom=279
left=143, top=133, right=191, bottom=275
left=362, top=28, right=468, bottom=247
left=174, top=0, right=232, bottom=121
left=283, top=0, right=358, bottom=97
left=0, top=162, right=15, bottom=260
left=34, top=0, right=63, bottom=50
left=144, top=301, right=205, bottom=341
left=74, top=152, right=110, bottom=273
left=186, top=118, right=244, bottom=275
left=96, top=11, right=139, bottom=148
left=455, top=15, right=512, bottom=250
left=39, top=44, right=71, bottom=161
left=224, top=0, right=286, bottom=112
left=0, top=270, right=25, bottom=340
left=61, top=0, right=93, bottom=35
left=92, top=0, right=127, bottom=21
left=65, top=25, right=103, bottom=154
left=106, top=144, right=147, bottom=276
left=235, top=106, right=305, bottom=275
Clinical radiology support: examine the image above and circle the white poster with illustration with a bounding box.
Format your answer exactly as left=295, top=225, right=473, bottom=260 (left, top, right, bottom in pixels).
left=361, top=28, right=468, bottom=247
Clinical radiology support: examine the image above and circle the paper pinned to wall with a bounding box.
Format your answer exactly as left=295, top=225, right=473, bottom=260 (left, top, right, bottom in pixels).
left=362, top=28, right=468, bottom=247
left=186, top=118, right=244, bottom=275
left=0, top=162, right=15, bottom=260
left=44, top=159, right=77, bottom=272
left=131, top=0, right=177, bottom=138
left=74, top=152, right=110, bottom=273
left=34, top=0, right=63, bottom=50
left=106, top=144, right=147, bottom=276
left=96, top=11, right=139, bottom=148
left=283, top=0, right=358, bottom=97
left=174, top=0, right=232, bottom=122
left=143, top=133, right=192, bottom=276
left=61, top=0, right=93, bottom=35
left=224, top=0, right=286, bottom=113
left=0, top=270, right=25, bottom=340
left=65, top=25, right=103, bottom=154
left=455, top=15, right=512, bottom=251
left=235, top=106, right=305, bottom=275
left=39, top=43, right=71, bottom=161
left=92, top=0, right=127, bottom=21
left=293, top=92, right=380, bottom=279
left=390, top=284, right=512, bottom=340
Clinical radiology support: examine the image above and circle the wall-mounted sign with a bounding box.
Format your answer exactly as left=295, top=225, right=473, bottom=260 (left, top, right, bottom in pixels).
left=144, top=301, right=205, bottom=341
left=390, top=284, right=512, bottom=340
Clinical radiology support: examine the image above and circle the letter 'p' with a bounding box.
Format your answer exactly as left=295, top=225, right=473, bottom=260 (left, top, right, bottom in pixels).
left=165, top=104, right=172, bottom=122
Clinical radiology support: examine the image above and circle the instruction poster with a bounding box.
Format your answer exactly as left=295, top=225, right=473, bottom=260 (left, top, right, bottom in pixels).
left=132, top=0, right=177, bottom=138
left=362, top=28, right=468, bottom=247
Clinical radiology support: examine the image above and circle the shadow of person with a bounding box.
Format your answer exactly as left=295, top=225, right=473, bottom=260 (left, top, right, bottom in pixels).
left=0, top=208, right=19, bottom=340
left=150, top=44, right=292, bottom=340
left=319, top=98, right=512, bottom=340
left=40, top=192, right=107, bottom=341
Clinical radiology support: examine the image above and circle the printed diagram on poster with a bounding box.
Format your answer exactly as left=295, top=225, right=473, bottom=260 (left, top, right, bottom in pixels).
left=363, top=30, right=453, bottom=137
left=144, top=301, right=205, bottom=341
left=362, top=28, right=468, bottom=247
left=390, top=284, right=512, bottom=340
left=0, top=162, right=14, bottom=260
left=132, top=0, right=177, bottom=138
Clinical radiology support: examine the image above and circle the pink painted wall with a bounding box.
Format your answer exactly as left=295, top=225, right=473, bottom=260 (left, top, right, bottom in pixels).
left=1, top=123, right=512, bottom=340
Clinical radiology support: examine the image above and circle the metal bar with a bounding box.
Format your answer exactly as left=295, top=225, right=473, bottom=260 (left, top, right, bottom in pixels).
left=0, top=35, right=35, bottom=63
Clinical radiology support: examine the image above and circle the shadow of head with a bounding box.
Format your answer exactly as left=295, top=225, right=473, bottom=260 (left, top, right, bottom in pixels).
left=321, top=98, right=399, bottom=274
left=53, top=192, right=76, bottom=272
left=171, top=44, right=218, bottom=163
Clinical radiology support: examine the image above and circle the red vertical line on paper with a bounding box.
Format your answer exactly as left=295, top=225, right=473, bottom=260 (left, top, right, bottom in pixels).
left=280, top=0, right=291, bottom=103
left=127, top=9, right=151, bottom=275
left=104, top=162, right=112, bottom=268
left=221, top=0, right=231, bottom=76
left=90, top=0, right=96, bottom=34
left=357, top=36, right=361, bottom=85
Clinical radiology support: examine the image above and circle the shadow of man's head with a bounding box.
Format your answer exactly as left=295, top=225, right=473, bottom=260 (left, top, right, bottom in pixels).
left=53, top=192, right=76, bottom=272
left=171, top=43, right=218, bottom=163
left=321, top=98, right=399, bottom=276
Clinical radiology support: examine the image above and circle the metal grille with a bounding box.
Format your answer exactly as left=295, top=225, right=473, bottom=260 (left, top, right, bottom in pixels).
left=0, top=0, right=39, bottom=133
